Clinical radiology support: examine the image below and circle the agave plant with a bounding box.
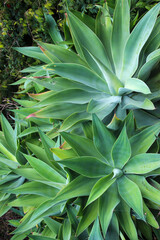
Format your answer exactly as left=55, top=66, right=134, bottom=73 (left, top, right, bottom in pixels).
left=8, top=113, right=160, bottom=239
left=13, top=1, right=160, bottom=131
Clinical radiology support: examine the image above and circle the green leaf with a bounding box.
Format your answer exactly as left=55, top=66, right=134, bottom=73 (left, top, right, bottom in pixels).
left=128, top=175, right=160, bottom=205
left=143, top=201, right=159, bottom=229
left=0, top=143, right=17, bottom=162
left=86, top=173, right=115, bottom=206
left=27, top=103, right=86, bottom=119
left=99, top=183, right=120, bottom=237
left=13, top=47, right=50, bottom=63
left=76, top=201, right=98, bottom=236
left=112, top=125, right=131, bottom=169
left=44, top=14, right=65, bottom=46
left=44, top=217, right=61, bottom=237
left=9, top=195, right=49, bottom=207
left=92, top=114, right=115, bottom=165
left=35, top=89, right=102, bottom=107
left=123, top=153, right=160, bottom=174
left=87, top=97, right=120, bottom=114
left=122, top=96, right=155, bottom=110
left=116, top=201, right=138, bottom=240
left=121, top=3, right=160, bottom=79
left=89, top=217, right=103, bottom=240
left=123, top=78, right=151, bottom=94
left=67, top=10, right=112, bottom=70
left=1, top=114, right=17, bottom=153
left=51, top=148, right=77, bottom=159
left=29, top=236, right=56, bottom=240
left=37, top=41, right=85, bottom=65
left=112, top=0, right=130, bottom=77
left=130, top=122, right=160, bottom=156
left=82, top=50, right=123, bottom=95
left=106, top=213, right=119, bottom=240
left=29, top=176, right=97, bottom=222
left=61, top=132, right=106, bottom=162
left=95, top=4, right=114, bottom=69
left=62, top=219, right=71, bottom=240
left=26, top=142, right=52, bottom=165
left=117, top=176, right=144, bottom=220
left=138, top=49, right=160, bottom=81
left=8, top=181, right=59, bottom=197
left=59, top=156, right=112, bottom=178
left=24, top=155, right=66, bottom=184
left=46, top=63, right=109, bottom=93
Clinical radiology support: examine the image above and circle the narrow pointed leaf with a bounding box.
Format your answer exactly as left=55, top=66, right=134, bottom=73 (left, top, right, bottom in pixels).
left=62, top=219, right=71, bottom=240
left=124, top=78, right=151, bottom=94
left=95, top=4, right=114, bottom=68
left=123, top=153, right=160, bottom=174
left=24, top=154, right=66, bottom=183
left=13, top=47, right=50, bottom=63
left=67, top=11, right=112, bottom=70
left=121, top=3, right=160, bottom=78
left=143, top=201, right=159, bottom=229
left=117, top=176, right=144, bottom=220
left=128, top=175, right=160, bottom=205
left=112, top=0, right=130, bottom=76
left=138, top=49, right=160, bottom=81
left=92, top=114, right=115, bottom=165
left=112, top=125, right=131, bottom=169
left=61, top=132, right=106, bottom=161
left=87, top=173, right=115, bottom=206
left=29, top=176, right=97, bottom=222
left=37, top=41, right=85, bottom=65
left=116, top=201, right=138, bottom=240
left=130, top=122, right=160, bottom=156
left=46, top=63, right=109, bottom=93
left=76, top=201, right=98, bottom=236
left=59, top=156, right=112, bottom=178
left=89, top=217, right=103, bottom=240
left=1, top=114, right=17, bottom=153
left=99, top=183, right=120, bottom=237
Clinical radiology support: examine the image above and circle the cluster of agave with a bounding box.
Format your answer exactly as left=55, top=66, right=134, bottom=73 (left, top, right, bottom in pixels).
left=0, top=0, right=160, bottom=239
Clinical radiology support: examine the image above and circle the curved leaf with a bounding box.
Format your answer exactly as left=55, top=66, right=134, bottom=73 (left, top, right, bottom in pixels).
left=92, top=114, right=115, bottom=165
left=86, top=173, right=115, bottom=206
left=99, top=183, right=120, bottom=237
left=112, top=125, right=131, bottom=169
left=123, top=153, right=160, bottom=174
left=24, top=154, right=66, bottom=184
left=121, top=3, right=160, bottom=79
left=117, top=176, right=144, bottom=220
left=59, top=156, right=112, bottom=178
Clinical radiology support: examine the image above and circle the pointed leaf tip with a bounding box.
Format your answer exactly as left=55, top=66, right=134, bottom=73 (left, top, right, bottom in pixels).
left=26, top=113, right=36, bottom=119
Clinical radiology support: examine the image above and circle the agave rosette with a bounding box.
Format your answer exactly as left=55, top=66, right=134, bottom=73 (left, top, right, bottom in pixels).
left=14, top=1, right=160, bottom=131
left=11, top=113, right=160, bottom=239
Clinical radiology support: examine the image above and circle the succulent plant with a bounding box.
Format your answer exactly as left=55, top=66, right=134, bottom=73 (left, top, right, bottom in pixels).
left=14, top=1, right=160, bottom=131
